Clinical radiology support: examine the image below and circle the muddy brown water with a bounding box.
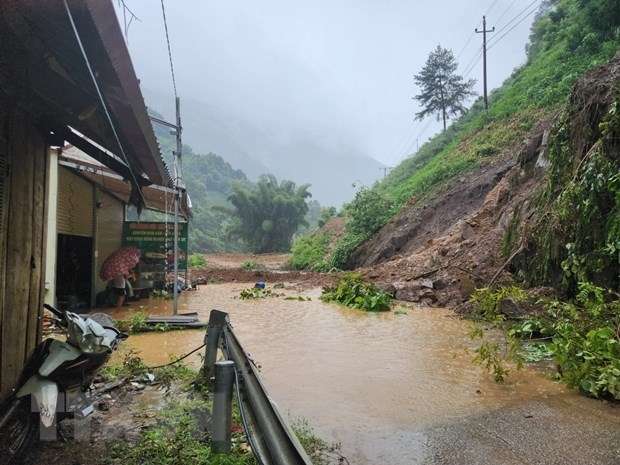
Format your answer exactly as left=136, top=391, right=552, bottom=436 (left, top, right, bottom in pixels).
left=107, top=283, right=617, bottom=464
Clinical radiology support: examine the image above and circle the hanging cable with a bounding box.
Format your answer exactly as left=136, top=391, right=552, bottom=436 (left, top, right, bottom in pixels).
left=456, top=32, right=478, bottom=64
left=487, top=0, right=518, bottom=27
left=488, top=0, right=541, bottom=49
left=63, top=0, right=148, bottom=209
left=461, top=45, right=484, bottom=79
left=484, top=0, right=501, bottom=17
left=386, top=119, right=416, bottom=164
left=488, top=5, right=539, bottom=52
left=160, top=0, right=178, bottom=100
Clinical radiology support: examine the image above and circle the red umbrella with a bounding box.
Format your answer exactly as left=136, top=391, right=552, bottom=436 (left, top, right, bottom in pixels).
left=100, top=247, right=141, bottom=281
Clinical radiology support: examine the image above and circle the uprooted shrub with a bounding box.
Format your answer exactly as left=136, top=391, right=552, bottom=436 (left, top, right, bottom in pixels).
left=320, top=273, right=392, bottom=312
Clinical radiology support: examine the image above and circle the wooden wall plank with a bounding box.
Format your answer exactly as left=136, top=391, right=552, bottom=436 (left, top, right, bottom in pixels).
left=0, top=112, right=46, bottom=397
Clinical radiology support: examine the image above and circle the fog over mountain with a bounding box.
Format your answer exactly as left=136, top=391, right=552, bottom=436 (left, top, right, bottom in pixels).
left=144, top=88, right=384, bottom=207
left=118, top=0, right=537, bottom=207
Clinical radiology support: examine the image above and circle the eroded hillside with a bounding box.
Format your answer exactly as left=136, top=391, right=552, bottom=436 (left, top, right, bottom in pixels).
left=355, top=54, right=620, bottom=309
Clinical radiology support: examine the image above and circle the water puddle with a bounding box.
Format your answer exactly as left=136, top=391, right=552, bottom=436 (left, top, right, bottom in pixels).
left=106, top=282, right=571, bottom=463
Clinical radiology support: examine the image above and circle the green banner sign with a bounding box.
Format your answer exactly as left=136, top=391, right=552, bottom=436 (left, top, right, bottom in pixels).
left=123, top=221, right=188, bottom=270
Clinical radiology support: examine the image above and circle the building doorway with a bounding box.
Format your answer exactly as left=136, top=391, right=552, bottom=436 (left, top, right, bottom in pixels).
left=56, top=234, right=93, bottom=310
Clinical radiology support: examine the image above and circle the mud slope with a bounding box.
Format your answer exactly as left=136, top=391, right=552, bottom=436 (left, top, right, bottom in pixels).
left=354, top=54, right=620, bottom=309
left=354, top=118, right=555, bottom=309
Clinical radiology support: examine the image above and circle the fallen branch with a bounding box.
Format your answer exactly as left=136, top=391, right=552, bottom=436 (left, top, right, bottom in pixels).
left=489, top=245, right=525, bottom=286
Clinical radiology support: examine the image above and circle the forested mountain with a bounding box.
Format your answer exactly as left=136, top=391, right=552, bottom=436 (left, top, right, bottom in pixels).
left=151, top=122, right=326, bottom=253
left=151, top=121, right=251, bottom=252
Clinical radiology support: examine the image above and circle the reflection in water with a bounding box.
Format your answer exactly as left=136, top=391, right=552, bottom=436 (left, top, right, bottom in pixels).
left=108, top=283, right=566, bottom=464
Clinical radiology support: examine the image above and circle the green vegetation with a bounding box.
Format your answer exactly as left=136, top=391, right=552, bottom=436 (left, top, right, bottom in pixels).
left=114, top=309, right=148, bottom=332
left=216, top=174, right=311, bottom=253
left=288, top=232, right=333, bottom=272
left=414, top=44, right=477, bottom=130
left=325, top=0, right=620, bottom=271
left=511, top=95, right=620, bottom=296
left=328, top=186, right=393, bottom=270
left=469, top=283, right=620, bottom=400
left=188, top=253, right=208, bottom=270
left=467, top=287, right=529, bottom=383
left=150, top=119, right=252, bottom=253
left=291, top=418, right=344, bottom=465
left=237, top=287, right=281, bottom=299
left=149, top=288, right=172, bottom=300
left=541, top=283, right=620, bottom=399
left=239, top=258, right=267, bottom=271
left=113, top=309, right=172, bottom=333
left=148, top=0, right=620, bottom=402
left=320, top=274, right=392, bottom=312
left=110, top=397, right=257, bottom=465
left=99, top=352, right=339, bottom=465
left=316, top=206, right=337, bottom=228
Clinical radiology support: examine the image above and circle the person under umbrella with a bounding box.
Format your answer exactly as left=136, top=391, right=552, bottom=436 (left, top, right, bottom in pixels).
left=112, top=273, right=128, bottom=311
left=100, top=247, right=141, bottom=311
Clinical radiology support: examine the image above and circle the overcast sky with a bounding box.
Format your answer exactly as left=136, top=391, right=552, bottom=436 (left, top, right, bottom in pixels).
left=116, top=0, right=540, bottom=167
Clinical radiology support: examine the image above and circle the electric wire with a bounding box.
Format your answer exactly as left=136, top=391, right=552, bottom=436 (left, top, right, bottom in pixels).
left=405, top=1, right=540, bottom=163
left=461, top=1, right=540, bottom=80
left=484, top=0, right=501, bottom=17
left=488, top=2, right=540, bottom=51
left=455, top=31, right=477, bottom=63
left=144, top=343, right=206, bottom=370
left=485, top=0, right=516, bottom=27
left=491, top=0, right=539, bottom=38
left=461, top=45, right=484, bottom=79
left=63, top=0, right=148, bottom=209
left=160, top=0, right=178, bottom=100
left=386, top=119, right=415, bottom=164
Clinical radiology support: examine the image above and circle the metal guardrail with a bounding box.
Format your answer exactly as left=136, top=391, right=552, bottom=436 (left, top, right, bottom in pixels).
left=204, top=309, right=313, bottom=465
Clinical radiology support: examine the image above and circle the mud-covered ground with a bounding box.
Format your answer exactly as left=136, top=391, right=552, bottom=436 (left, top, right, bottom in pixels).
left=190, top=252, right=334, bottom=287
left=22, top=253, right=329, bottom=465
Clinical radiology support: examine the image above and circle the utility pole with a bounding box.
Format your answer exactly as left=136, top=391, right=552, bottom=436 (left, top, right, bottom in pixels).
left=380, top=167, right=392, bottom=178
left=475, top=16, right=494, bottom=112
left=149, top=97, right=183, bottom=316
left=172, top=96, right=183, bottom=316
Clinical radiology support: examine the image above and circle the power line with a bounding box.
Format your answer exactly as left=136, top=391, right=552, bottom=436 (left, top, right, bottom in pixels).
left=488, top=0, right=541, bottom=49
left=160, top=0, right=178, bottom=99
left=486, top=0, right=517, bottom=26
left=484, top=0, right=501, bottom=17
left=461, top=45, right=484, bottom=79
left=456, top=31, right=478, bottom=63
left=408, top=1, right=539, bottom=161
left=488, top=5, right=539, bottom=51
left=476, top=16, right=495, bottom=111
left=386, top=119, right=416, bottom=163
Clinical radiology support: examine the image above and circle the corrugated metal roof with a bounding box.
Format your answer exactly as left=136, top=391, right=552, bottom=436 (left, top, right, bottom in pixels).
left=59, top=144, right=190, bottom=220
left=0, top=0, right=174, bottom=210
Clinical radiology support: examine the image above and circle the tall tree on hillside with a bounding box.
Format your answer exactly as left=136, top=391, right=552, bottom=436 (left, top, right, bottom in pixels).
left=413, top=45, right=477, bottom=130
left=218, top=174, right=312, bottom=253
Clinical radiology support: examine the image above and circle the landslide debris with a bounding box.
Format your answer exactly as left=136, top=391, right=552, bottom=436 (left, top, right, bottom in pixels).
left=353, top=53, right=620, bottom=309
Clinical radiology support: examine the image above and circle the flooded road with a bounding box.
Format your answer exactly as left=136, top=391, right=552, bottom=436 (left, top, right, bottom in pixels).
left=108, top=283, right=620, bottom=464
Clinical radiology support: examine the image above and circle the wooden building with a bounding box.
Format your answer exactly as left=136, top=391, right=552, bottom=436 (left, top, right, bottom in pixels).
left=0, top=0, right=178, bottom=399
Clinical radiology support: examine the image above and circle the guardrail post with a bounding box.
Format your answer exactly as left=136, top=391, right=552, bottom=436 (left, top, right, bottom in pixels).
left=212, top=360, right=235, bottom=455
left=203, top=310, right=230, bottom=382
